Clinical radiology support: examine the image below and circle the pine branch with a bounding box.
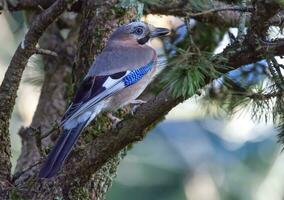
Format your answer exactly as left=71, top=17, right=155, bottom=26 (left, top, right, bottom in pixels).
left=57, top=35, right=284, bottom=189
left=6, top=0, right=284, bottom=198
left=245, top=91, right=283, bottom=100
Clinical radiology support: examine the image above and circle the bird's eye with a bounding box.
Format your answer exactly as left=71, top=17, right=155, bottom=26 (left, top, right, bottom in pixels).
left=134, top=27, right=144, bottom=35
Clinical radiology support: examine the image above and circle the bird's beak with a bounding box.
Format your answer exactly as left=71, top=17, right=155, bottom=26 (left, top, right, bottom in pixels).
left=150, top=27, right=170, bottom=38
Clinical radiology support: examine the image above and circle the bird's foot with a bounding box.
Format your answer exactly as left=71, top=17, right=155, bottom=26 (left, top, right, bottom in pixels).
left=107, top=112, right=122, bottom=129
left=130, top=99, right=147, bottom=115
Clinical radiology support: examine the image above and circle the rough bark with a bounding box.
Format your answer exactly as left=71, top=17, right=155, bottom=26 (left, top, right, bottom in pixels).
left=15, top=20, right=76, bottom=180
left=12, top=22, right=284, bottom=200
left=0, top=0, right=283, bottom=199
left=72, top=0, right=136, bottom=198
left=2, top=0, right=284, bottom=28
left=7, top=0, right=136, bottom=199
left=0, top=0, right=75, bottom=198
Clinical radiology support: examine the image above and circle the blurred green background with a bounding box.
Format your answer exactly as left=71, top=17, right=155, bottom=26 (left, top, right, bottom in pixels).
left=0, top=11, right=282, bottom=200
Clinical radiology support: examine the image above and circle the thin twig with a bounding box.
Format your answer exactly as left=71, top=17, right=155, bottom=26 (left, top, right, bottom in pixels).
left=37, top=5, right=45, bottom=11
left=186, top=5, right=253, bottom=17
left=244, top=91, right=283, bottom=100
left=29, top=123, right=60, bottom=156
left=273, top=63, right=284, bottom=91
left=34, top=48, right=58, bottom=57
left=237, top=0, right=247, bottom=39
left=12, top=161, right=42, bottom=182
left=40, top=124, right=60, bottom=140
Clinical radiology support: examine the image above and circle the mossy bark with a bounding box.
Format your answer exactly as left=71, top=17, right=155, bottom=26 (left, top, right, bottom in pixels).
left=1, top=0, right=283, bottom=199
left=8, top=1, right=136, bottom=199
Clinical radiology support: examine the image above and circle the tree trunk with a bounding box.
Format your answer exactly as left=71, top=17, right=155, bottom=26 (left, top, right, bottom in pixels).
left=9, top=1, right=137, bottom=199
left=0, top=0, right=283, bottom=199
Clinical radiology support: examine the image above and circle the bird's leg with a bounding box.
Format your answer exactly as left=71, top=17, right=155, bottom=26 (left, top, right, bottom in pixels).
left=129, top=99, right=147, bottom=115
left=107, top=112, right=122, bottom=129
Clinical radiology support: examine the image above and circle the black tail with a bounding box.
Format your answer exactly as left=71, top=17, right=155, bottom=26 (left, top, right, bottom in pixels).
left=39, top=122, right=87, bottom=178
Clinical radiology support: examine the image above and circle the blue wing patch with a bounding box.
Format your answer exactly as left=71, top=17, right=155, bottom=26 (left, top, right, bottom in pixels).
left=123, top=60, right=154, bottom=86
left=61, top=59, right=154, bottom=124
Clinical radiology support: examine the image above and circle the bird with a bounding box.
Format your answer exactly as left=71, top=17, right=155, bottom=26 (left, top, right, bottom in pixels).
left=39, top=21, right=169, bottom=178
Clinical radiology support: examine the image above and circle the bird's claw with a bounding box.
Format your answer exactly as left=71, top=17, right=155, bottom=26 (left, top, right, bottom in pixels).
left=130, top=99, right=147, bottom=115
left=107, top=113, right=122, bottom=129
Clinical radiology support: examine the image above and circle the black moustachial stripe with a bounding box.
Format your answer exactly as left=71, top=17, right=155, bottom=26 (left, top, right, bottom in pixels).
left=138, top=35, right=150, bottom=45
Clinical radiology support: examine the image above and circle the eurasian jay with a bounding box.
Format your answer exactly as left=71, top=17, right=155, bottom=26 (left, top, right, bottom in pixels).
left=39, top=21, right=169, bottom=178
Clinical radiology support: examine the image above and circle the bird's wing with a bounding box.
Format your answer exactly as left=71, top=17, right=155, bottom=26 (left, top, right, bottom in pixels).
left=87, top=45, right=155, bottom=76
left=61, top=75, right=107, bottom=124
left=40, top=59, right=156, bottom=178
left=61, top=57, right=156, bottom=126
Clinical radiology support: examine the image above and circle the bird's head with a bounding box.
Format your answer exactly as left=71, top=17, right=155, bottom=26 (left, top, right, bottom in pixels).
left=109, top=21, right=170, bottom=45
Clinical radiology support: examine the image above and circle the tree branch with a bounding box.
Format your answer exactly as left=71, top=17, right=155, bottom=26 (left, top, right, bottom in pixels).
left=171, top=5, right=253, bottom=17
left=11, top=0, right=136, bottom=199
left=143, top=0, right=284, bottom=28
left=142, top=0, right=249, bottom=27
left=34, top=48, right=58, bottom=57
left=2, top=0, right=284, bottom=28
left=242, top=91, right=283, bottom=100
left=0, top=0, right=75, bottom=198
left=15, top=22, right=76, bottom=179
left=249, top=0, right=280, bottom=38
left=70, top=0, right=137, bottom=198
left=0, top=0, right=56, bottom=11
left=62, top=0, right=284, bottom=191
left=61, top=36, right=284, bottom=187
left=5, top=0, right=284, bottom=199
